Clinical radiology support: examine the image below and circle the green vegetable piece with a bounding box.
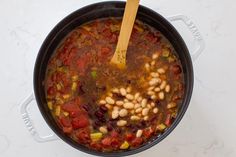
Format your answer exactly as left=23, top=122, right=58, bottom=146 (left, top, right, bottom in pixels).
left=91, top=71, right=97, bottom=79
left=156, top=123, right=166, bottom=131
left=120, top=141, right=130, bottom=149
left=162, top=48, right=170, bottom=57
left=90, top=132, right=103, bottom=141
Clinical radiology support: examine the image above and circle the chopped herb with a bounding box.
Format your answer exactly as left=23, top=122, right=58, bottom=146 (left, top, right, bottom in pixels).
left=91, top=71, right=97, bottom=79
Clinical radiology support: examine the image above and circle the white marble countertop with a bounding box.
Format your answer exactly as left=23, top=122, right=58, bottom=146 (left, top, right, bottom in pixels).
left=0, top=0, right=235, bottom=156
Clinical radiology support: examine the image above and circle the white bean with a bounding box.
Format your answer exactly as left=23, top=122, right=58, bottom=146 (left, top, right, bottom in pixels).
left=130, top=110, right=135, bottom=114
left=148, top=91, right=155, bottom=96
left=142, top=108, right=149, bottom=116
left=112, top=110, right=119, bottom=119
left=112, top=88, right=119, bottom=94
left=124, top=99, right=128, bottom=103
left=99, top=100, right=106, bottom=105
left=145, top=63, right=150, bottom=70
left=151, top=72, right=159, bottom=78
left=135, top=108, right=142, bottom=113
left=144, top=116, right=149, bottom=121
left=136, top=130, right=143, bottom=137
left=116, top=101, right=124, bottom=106
left=123, top=102, right=134, bottom=109
left=113, top=106, right=120, bottom=111
left=152, top=53, right=159, bottom=59
left=131, top=116, right=140, bottom=121
left=141, top=99, right=147, bottom=108
left=148, top=86, right=154, bottom=91
left=126, top=87, right=131, bottom=93
left=105, top=97, right=115, bottom=104
left=134, top=103, right=141, bottom=109
left=158, top=92, right=165, bottom=100
left=134, top=93, right=140, bottom=100
left=120, top=88, right=127, bottom=96
left=119, top=109, right=128, bottom=117
left=151, top=61, right=155, bottom=66
left=153, top=107, right=159, bottom=113
left=147, top=104, right=152, bottom=109
left=105, top=104, right=112, bottom=109
left=157, top=68, right=165, bottom=74
left=99, top=126, right=108, bottom=134
left=167, top=102, right=177, bottom=109
left=137, top=97, right=142, bottom=102
left=160, top=80, right=167, bottom=90
left=151, top=95, right=157, bottom=100
left=117, top=120, right=127, bottom=127
left=165, top=85, right=170, bottom=93
left=149, top=79, right=159, bottom=86
left=154, top=87, right=161, bottom=92
left=151, top=102, right=155, bottom=107
left=108, top=92, right=113, bottom=97
left=126, top=94, right=134, bottom=100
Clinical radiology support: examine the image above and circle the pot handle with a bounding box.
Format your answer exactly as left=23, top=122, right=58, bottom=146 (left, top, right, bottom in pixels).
left=167, top=14, right=205, bottom=61
left=20, top=93, right=58, bottom=142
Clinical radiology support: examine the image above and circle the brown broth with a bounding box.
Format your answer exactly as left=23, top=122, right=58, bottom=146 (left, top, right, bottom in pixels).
left=44, top=18, right=184, bottom=152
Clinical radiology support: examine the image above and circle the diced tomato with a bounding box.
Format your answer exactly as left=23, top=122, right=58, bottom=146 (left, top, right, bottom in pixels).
left=165, top=114, right=172, bottom=126
left=47, top=86, right=56, bottom=96
left=71, top=115, right=89, bottom=129
left=77, top=58, right=86, bottom=72
left=171, top=64, right=182, bottom=75
left=146, top=33, right=157, bottom=42
left=63, top=127, right=72, bottom=134
left=101, top=47, right=111, bottom=56
left=60, top=117, right=71, bottom=127
left=125, top=133, right=135, bottom=142
left=102, top=137, right=112, bottom=147
left=103, top=28, right=112, bottom=38
left=111, top=138, right=121, bottom=149
left=110, top=131, right=119, bottom=138
left=110, top=34, right=117, bottom=43
left=143, top=128, right=154, bottom=139
left=131, top=137, right=143, bottom=147
left=90, top=142, right=102, bottom=151
left=76, top=53, right=91, bottom=74
left=62, top=102, right=79, bottom=112
left=75, top=128, right=90, bottom=144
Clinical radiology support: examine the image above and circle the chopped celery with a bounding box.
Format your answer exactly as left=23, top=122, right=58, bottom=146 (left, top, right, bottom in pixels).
left=162, top=48, right=170, bottom=57
left=82, top=26, right=91, bottom=31
left=63, top=94, right=70, bottom=99
left=91, top=71, right=97, bottom=79
left=156, top=123, right=166, bottom=131
left=90, top=132, right=103, bottom=141
left=71, top=82, right=77, bottom=91
left=120, top=141, right=129, bottom=149
left=56, top=84, right=61, bottom=90
left=134, top=25, right=144, bottom=32
left=110, top=24, right=120, bottom=32
left=47, top=101, right=53, bottom=110
left=72, top=75, right=79, bottom=81
left=55, top=106, right=61, bottom=116
left=168, top=56, right=175, bottom=63
left=167, top=102, right=177, bottom=109
left=63, top=112, right=69, bottom=117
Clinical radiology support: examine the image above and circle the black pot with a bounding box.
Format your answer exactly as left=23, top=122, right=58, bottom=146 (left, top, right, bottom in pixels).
left=34, top=1, right=193, bottom=156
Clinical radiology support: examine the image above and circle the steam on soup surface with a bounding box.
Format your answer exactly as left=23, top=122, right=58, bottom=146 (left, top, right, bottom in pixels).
left=45, top=18, right=184, bottom=152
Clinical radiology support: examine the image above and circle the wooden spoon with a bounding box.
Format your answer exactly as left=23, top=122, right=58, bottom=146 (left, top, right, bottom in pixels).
left=110, top=0, right=140, bottom=69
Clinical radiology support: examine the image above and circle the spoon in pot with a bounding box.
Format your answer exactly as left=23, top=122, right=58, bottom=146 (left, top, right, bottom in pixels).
left=110, top=0, right=140, bottom=69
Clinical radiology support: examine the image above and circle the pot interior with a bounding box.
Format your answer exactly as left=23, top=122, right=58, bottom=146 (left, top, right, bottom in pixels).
left=34, top=1, right=193, bottom=156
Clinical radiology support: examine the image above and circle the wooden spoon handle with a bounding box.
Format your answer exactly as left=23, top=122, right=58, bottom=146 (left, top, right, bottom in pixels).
left=111, top=0, right=140, bottom=69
